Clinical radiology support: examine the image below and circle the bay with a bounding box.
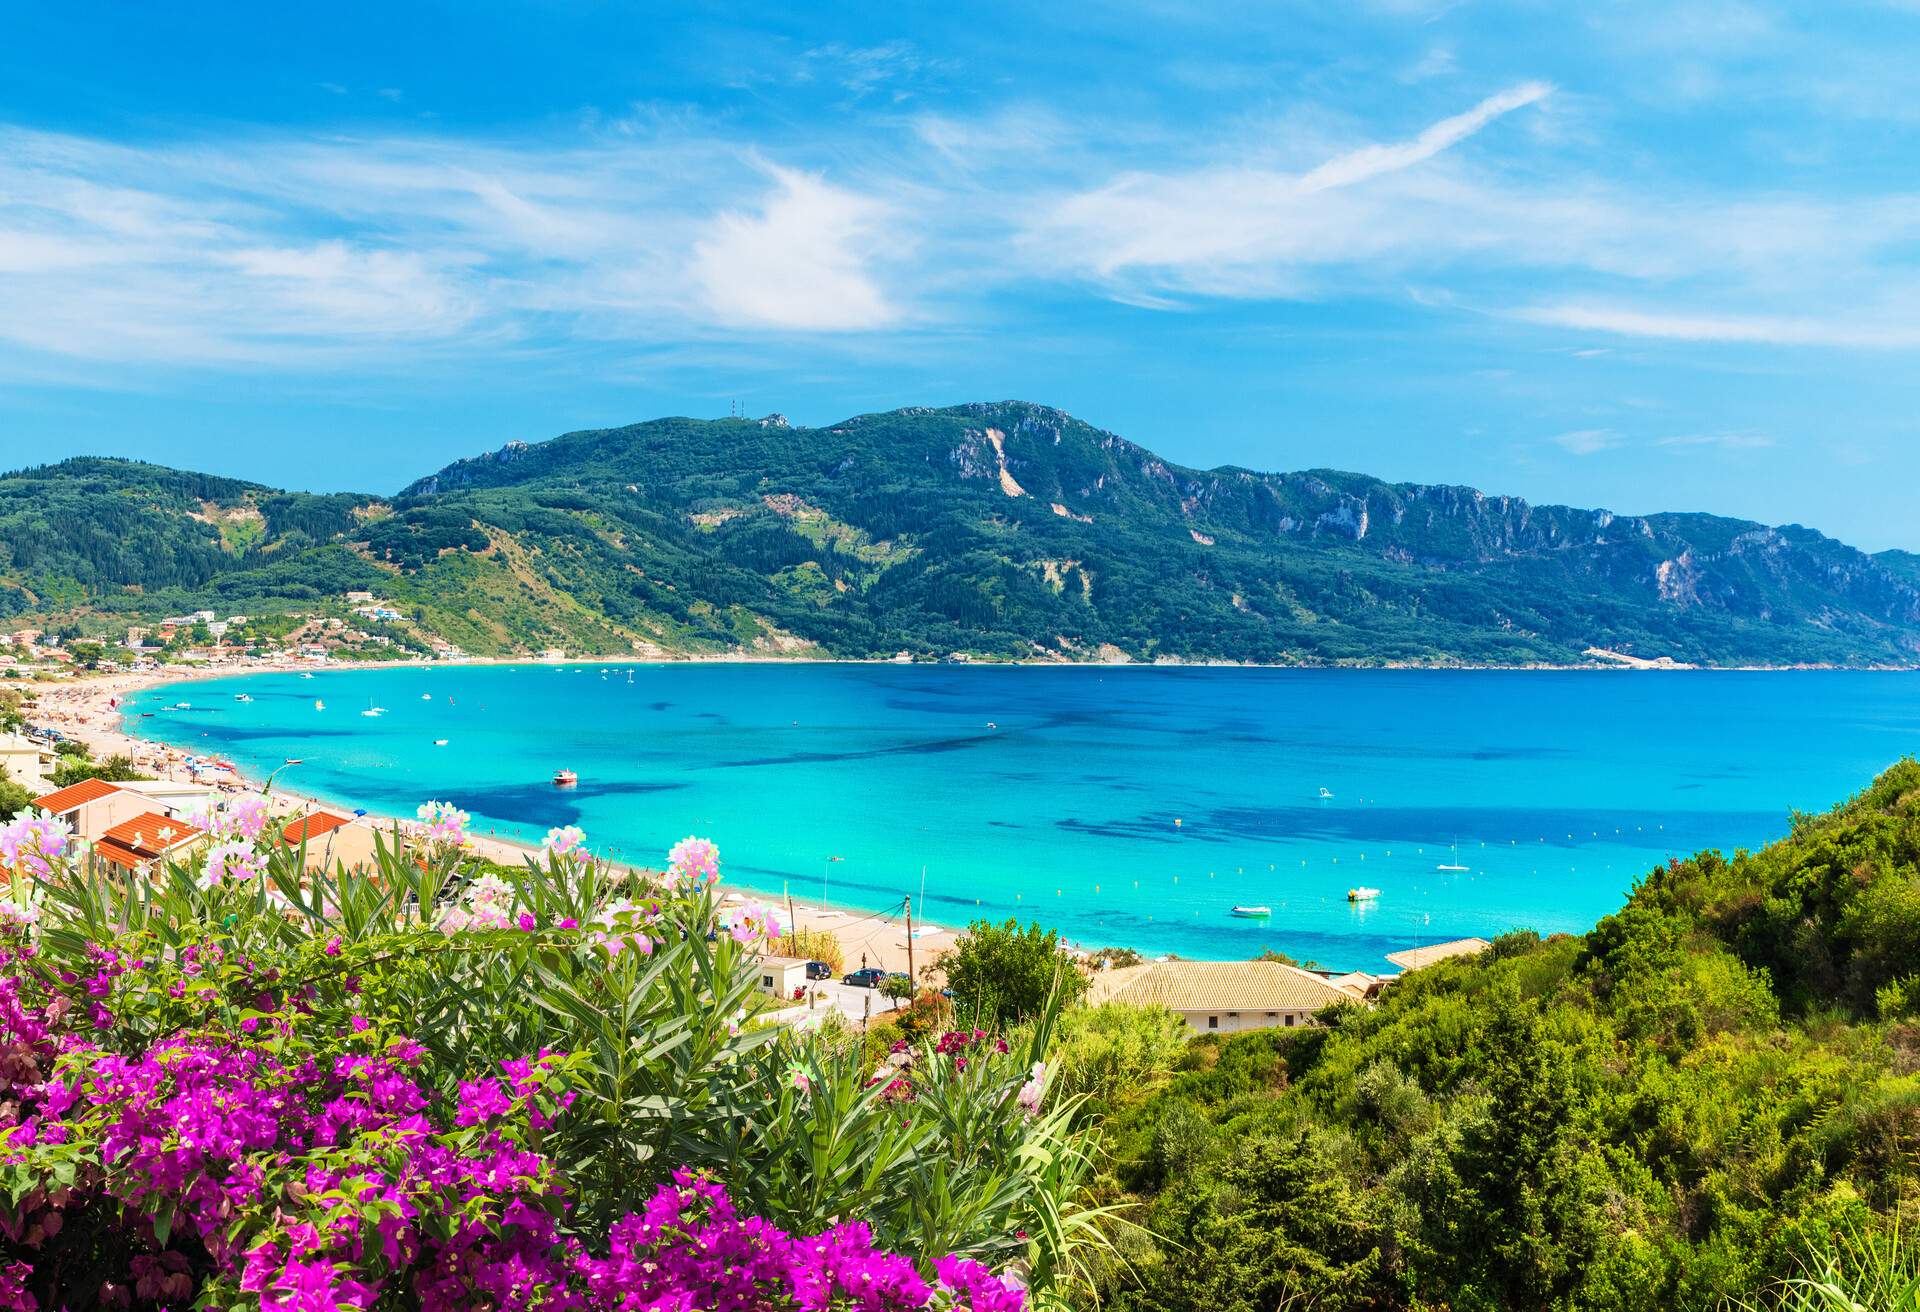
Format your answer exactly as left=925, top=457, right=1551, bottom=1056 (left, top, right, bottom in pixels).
left=122, top=665, right=1920, bottom=972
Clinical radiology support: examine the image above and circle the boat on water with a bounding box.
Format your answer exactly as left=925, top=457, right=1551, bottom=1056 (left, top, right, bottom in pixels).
left=1347, top=886, right=1381, bottom=903
left=360, top=708, right=383, bottom=717
left=553, top=769, right=578, bottom=787
left=314, top=700, right=325, bottom=711
left=234, top=693, right=252, bottom=702
left=434, top=739, right=449, bottom=746
left=1230, top=905, right=1272, bottom=918
left=300, top=672, right=314, bottom=679
left=172, top=701, right=191, bottom=710
left=421, top=693, right=432, bottom=700
left=1318, top=787, right=1334, bottom=799
left=1437, top=840, right=1469, bottom=873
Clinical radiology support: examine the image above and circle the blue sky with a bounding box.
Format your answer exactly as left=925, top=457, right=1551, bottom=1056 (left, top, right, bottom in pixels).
left=4, top=2, right=1919, bottom=548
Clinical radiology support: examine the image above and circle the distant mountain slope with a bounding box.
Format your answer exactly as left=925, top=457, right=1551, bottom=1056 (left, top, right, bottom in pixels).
left=7, top=402, right=1920, bottom=666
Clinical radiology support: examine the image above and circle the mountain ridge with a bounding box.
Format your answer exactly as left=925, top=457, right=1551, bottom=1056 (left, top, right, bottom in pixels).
left=4, top=400, right=1918, bottom=667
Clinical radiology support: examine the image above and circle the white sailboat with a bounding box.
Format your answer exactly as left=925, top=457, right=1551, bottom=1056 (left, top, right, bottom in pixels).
left=1437, top=839, right=1469, bottom=873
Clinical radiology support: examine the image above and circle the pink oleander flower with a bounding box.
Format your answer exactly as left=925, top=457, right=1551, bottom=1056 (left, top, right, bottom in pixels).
left=439, top=873, right=512, bottom=934
left=408, top=800, right=472, bottom=854
left=0, top=811, right=74, bottom=879
left=203, top=839, right=265, bottom=887
left=1017, top=1061, right=1046, bottom=1116
left=542, top=824, right=586, bottom=856
left=721, top=899, right=783, bottom=946
left=664, top=835, right=719, bottom=889
left=180, top=792, right=270, bottom=843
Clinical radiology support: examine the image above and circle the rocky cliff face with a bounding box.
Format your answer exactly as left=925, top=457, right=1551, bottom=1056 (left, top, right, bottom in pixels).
left=378, top=399, right=1920, bottom=664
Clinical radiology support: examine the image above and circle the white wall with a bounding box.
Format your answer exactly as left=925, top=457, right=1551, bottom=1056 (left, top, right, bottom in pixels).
left=1180, top=1008, right=1313, bottom=1034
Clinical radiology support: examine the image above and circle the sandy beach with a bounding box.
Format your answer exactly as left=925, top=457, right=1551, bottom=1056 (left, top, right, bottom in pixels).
left=18, top=661, right=958, bottom=979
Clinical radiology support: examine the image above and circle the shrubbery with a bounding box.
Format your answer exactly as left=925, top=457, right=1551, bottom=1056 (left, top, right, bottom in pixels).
left=0, top=803, right=1101, bottom=1309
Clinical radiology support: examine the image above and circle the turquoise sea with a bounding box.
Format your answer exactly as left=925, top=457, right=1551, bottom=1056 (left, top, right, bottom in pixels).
left=122, top=665, right=1920, bottom=972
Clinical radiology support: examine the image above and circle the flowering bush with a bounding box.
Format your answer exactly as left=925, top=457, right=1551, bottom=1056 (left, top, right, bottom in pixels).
left=0, top=948, right=1026, bottom=1309
left=408, top=800, right=472, bottom=855
left=0, top=821, right=1103, bottom=1308
left=0, top=814, right=72, bottom=883
left=181, top=792, right=269, bottom=843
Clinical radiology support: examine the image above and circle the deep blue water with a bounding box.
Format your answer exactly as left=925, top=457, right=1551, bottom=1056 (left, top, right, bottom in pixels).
left=122, top=665, right=1920, bottom=972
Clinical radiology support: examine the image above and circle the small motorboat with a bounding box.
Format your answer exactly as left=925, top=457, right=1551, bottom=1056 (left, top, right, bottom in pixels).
left=1347, top=886, right=1381, bottom=903
left=1318, top=787, right=1334, bottom=799
left=421, top=693, right=433, bottom=700
left=300, top=672, right=314, bottom=679
left=1230, top=905, right=1272, bottom=918
left=553, top=769, right=578, bottom=787
left=234, top=693, right=252, bottom=702
left=315, top=700, right=326, bottom=710
left=173, top=701, right=192, bottom=710
left=433, top=739, right=449, bottom=746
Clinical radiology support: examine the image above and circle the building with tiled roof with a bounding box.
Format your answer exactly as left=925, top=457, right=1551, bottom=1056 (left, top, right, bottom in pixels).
left=31, top=778, right=151, bottom=842
left=277, top=809, right=379, bottom=873
left=1383, top=938, right=1491, bottom=973
left=1086, top=960, right=1360, bottom=1033
left=92, top=811, right=206, bottom=872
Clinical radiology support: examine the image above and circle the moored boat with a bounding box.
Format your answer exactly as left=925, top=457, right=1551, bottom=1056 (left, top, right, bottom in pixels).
left=1230, top=904, right=1272, bottom=918
left=1347, top=886, right=1381, bottom=903
left=553, top=769, right=578, bottom=787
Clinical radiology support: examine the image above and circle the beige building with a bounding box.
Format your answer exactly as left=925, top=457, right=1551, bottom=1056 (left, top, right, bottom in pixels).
left=277, top=810, right=382, bottom=873
left=1384, top=938, right=1491, bottom=973
left=1088, top=960, right=1370, bottom=1033
left=31, top=779, right=152, bottom=842
left=92, top=811, right=208, bottom=872
left=753, top=955, right=811, bottom=1001
left=0, top=733, right=55, bottom=794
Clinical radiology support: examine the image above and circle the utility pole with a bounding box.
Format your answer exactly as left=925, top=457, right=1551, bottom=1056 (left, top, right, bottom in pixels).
left=904, top=895, right=915, bottom=997
left=785, top=880, right=795, bottom=947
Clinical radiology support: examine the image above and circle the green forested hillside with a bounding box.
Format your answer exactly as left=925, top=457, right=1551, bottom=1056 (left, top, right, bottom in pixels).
left=1085, top=761, right=1920, bottom=1310
left=7, top=401, right=1920, bottom=665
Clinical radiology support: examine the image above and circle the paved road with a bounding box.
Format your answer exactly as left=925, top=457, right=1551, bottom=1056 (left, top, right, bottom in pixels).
left=777, top=979, right=904, bottom=1027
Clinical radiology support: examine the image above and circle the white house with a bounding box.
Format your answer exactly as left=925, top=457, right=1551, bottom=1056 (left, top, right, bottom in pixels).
left=0, top=733, right=55, bottom=794
left=752, top=955, right=811, bottom=1001
left=1086, top=960, right=1368, bottom=1034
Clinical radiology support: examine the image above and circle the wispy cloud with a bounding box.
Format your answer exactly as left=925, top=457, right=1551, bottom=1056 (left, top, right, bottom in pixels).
left=1654, top=431, right=1777, bottom=450
left=1026, top=83, right=1556, bottom=294
left=0, top=124, right=909, bottom=370
left=1550, top=428, right=1620, bottom=455
left=1517, top=302, right=1920, bottom=349
left=1297, top=82, right=1552, bottom=192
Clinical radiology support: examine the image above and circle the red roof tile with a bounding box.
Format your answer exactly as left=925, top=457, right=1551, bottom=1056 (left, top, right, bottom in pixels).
left=91, top=839, right=145, bottom=871
left=31, top=777, right=125, bottom=814
left=99, top=811, right=203, bottom=858
left=280, top=811, right=352, bottom=846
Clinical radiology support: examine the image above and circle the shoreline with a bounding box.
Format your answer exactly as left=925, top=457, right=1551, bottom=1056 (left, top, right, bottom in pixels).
left=21, top=659, right=967, bottom=978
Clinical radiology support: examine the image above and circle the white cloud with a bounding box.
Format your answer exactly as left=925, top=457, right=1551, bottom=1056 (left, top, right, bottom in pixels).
left=690, top=166, right=901, bottom=330
left=1296, top=82, right=1552, bottom=193
left=0, top=124, right=909, bottom=371
left=1517, top=302, right=1920, bottom=349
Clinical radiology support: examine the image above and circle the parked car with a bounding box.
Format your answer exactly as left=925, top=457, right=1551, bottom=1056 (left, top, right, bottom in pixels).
left=842, top=967, right=886, bottom=988
left=805, top=961, right=833, bottom=981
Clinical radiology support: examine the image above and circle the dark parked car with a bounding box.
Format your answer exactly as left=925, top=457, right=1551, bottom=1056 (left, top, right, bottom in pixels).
left=843, top=967, right=886, bottom=988
left=805, top=961, right=833, bottom=981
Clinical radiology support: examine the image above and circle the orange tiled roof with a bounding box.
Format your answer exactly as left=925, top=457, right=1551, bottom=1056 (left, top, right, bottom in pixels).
left=99, top=811, right=203, bottom=858
left=280, top=811, right=351, bottom=846
left=30, top=777, right=125, bottom=814
left=91, top=839, right=146, bottom=871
